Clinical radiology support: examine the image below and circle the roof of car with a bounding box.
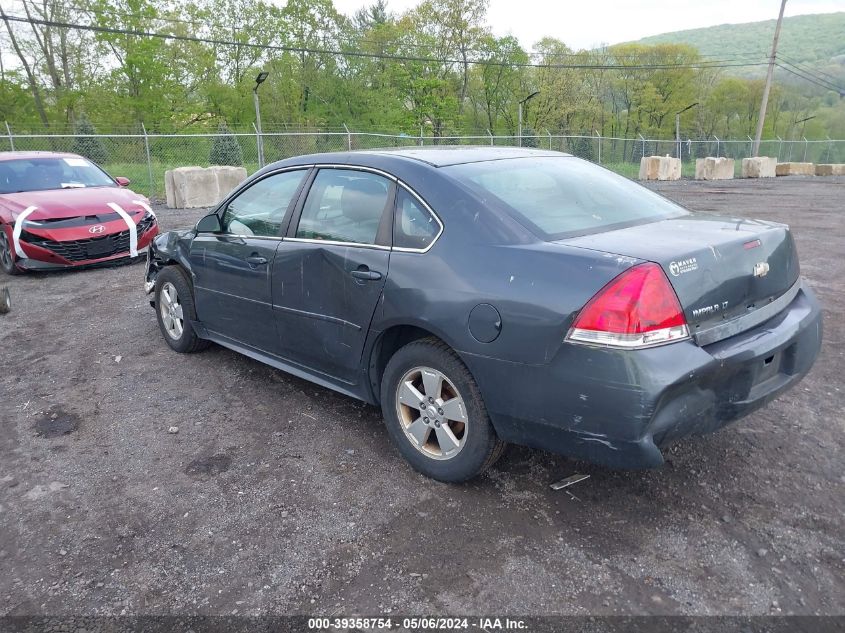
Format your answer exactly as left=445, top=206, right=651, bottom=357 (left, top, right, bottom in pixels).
left=0, top=151, right=83, bottom=162
left=357, top=146, right=571, bottom=167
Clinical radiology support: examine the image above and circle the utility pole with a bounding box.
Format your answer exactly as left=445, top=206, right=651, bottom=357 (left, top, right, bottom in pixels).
left=753, top=0, right=787, bottom=157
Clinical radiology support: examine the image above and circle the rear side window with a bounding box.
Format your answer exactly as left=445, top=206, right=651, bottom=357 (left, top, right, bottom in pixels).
left=444, top=156, right=687, bottom=239
left=296, top=169, right=391, bottom=245
left=393, top=188, right=440, bottom=250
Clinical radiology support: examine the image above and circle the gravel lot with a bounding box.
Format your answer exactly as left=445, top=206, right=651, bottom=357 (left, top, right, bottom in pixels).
left=0, top=176, right=843, bottom=618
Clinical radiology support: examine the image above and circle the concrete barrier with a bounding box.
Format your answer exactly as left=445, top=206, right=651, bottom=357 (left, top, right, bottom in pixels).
left=165, top=166, right=248, bottom=209
left=695, top=157, right=734, bottom=180
left=639, top=156, right=681, bottom=181
left=775, top=162, right=815, bottom=176
left=212, top=166, right=248, bottom=200
left=741, top=157, right=777, bottom=178
left=815, top=164, right=845, bottom=176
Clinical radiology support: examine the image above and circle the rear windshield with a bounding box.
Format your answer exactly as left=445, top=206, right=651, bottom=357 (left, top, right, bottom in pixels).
left=444, top=156, right=688, bottom=239
left=0, top=157, right=116, bottom=194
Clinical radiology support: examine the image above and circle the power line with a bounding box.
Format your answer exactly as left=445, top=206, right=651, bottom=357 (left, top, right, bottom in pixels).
left=778, top=54, right=843, bottom=83
left=0, top=13, right=773, bottom=72
left=1, top=0, right=774, bottom=65
left=776, top=62, right=844, bottom=92
left=776, top=55, right=844, bottom=90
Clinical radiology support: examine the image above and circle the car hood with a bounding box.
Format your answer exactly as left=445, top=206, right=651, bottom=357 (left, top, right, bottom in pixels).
left=0, top=187, right=149, bottom=220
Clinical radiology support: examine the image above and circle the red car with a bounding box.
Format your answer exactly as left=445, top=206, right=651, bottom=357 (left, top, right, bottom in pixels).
left=0, top=151, right=159, bottom=275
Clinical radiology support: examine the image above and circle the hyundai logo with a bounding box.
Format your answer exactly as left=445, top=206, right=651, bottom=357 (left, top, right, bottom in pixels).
left=89, top=225, right=106, bottom=234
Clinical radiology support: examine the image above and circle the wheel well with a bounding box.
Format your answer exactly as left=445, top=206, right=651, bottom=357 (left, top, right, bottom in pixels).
left=151, top=257, right=190, bottom=285
left=369, top=325, right=444, bottom=404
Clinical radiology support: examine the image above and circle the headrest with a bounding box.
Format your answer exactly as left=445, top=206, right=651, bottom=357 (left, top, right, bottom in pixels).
left=341, top=178, right=387, bottom=222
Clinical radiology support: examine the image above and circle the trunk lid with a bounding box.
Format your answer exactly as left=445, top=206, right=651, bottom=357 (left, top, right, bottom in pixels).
left=560, top=215, right=800, bottom=336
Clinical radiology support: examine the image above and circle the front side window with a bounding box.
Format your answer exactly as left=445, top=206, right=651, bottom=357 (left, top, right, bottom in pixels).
left=444, top=156, right=688, bottom=240
left=296, top=169, right=391, bottom=245
left=222, top=169, right=306, bottom=237
left=0, top=157, right=115, bottom=193
left=393, top=188, right=439, bottom=250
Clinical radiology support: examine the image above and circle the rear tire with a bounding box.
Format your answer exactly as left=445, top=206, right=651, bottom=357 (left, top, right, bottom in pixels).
left=0, top=229, right=20, bottom=276
left=380, top=337, right=505, bottom=482
left=154, top=266, right=210, bottom=353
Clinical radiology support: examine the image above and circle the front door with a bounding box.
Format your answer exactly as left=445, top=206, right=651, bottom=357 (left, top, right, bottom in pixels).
left=191, top=168, right=309, bottom=352
left=272, top=167, right=394, bottom=384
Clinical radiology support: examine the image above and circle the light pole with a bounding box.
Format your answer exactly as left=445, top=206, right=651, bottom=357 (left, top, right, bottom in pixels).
left=795, top=115, right=816, bottom=161
left=795, top=115, right=815, bottom=137
left=518, top=91, right=539, bottom=147
left=675, top=102, right=698, bottom=160
left=253, top=71, right=269, bottom=168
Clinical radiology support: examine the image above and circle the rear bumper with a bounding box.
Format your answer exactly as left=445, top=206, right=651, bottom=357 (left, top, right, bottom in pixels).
left=464, top=282, right=823, bottom=469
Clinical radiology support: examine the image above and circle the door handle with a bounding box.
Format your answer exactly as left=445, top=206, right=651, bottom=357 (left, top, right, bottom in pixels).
left=350, top=267, right=382, bottom=281
left=246, top=255, right=268, bottom=266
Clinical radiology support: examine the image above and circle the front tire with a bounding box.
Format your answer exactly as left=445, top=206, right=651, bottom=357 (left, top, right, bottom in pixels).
left=154, top=266, right=209, bottom=353
left=0, top=228, right=20, bottom=276
left=380, top=337, right=505, bottom=482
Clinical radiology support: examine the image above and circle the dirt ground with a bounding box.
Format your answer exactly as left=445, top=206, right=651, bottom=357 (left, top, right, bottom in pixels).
left=0, top=176, right=842, bottom=619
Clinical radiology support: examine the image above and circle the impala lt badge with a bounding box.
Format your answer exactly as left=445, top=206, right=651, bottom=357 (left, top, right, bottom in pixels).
left=753, top=262, right=770, bottom=278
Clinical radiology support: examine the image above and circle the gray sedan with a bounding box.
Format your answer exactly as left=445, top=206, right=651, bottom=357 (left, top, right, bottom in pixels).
left=145, top=147, right=822, bottom=482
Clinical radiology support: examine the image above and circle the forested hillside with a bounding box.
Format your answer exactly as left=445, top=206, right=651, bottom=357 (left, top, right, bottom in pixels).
left=1, top=0, right=843, bottom=140
left=638, top=13, right=845, bottom=66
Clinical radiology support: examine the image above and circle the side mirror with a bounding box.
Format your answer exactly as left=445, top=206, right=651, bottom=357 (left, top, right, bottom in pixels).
left=114, top=176, right=131, bottom=187
left=196, top=213, right=223, bottom=233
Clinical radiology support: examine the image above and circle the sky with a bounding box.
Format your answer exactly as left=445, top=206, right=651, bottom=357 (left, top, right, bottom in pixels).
left=330, top=0, right=844, bottom=50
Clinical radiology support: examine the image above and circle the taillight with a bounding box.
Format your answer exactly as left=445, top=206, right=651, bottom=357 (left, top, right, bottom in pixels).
left=566, top=263, right=690, bottom=349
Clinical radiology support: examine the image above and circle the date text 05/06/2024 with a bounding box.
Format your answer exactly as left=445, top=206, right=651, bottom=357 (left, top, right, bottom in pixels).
left=307, top=617, right=528, bottom=630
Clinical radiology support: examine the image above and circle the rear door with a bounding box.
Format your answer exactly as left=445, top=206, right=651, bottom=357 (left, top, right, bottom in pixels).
left=190, top=168, right=309, bottom=352
left=271, top=167, right=395, bottom=384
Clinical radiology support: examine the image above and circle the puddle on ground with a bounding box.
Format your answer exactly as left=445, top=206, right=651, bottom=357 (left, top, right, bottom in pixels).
left=34, top=409, right=80, bottom=438
left=185, top=454, right=232, bottom=477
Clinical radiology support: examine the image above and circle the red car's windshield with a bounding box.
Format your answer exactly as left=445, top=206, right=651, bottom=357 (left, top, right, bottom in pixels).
left=0, top=157, right=116, bottom=194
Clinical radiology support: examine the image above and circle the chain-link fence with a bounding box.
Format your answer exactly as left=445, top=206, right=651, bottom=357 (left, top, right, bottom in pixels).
left=2, top=125, right=844, bottom=200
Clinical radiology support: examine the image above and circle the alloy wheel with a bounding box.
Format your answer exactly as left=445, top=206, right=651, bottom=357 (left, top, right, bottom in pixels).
left=159, top=281, right=184, bottom=340
left=395, top=366, right=468, bottom=460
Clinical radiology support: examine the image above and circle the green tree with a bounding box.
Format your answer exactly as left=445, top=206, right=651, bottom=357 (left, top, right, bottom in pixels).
left=72, top=115, right=108, bottom=163
left=209, top=122, right=243, bottom=165
left=468, top=35, right=527, bottom=133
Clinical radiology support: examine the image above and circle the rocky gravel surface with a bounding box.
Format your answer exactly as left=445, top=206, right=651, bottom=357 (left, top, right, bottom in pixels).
left=0, top=176, right=842, bottom=618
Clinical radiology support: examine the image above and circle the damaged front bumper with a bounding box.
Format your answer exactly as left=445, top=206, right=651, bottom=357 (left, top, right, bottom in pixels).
left=143, top=249, right=155, bottom=294
left=464, top=282, right=823, bottom=469
left=143, top=246, right=161, bottom=295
